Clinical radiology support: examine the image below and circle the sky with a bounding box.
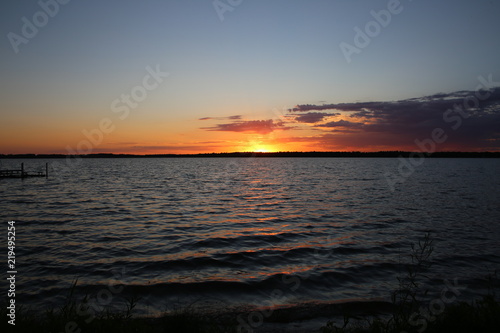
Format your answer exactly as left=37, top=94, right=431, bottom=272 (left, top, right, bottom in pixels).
left=1, top=0, right=499, bottom=154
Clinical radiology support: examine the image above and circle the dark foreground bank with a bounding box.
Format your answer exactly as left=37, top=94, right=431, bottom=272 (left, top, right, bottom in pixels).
left=1, top=293, right=499, bottom=333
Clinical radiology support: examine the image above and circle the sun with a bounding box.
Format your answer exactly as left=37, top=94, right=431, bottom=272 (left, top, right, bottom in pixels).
left=249, top=144, right=276, bottom=152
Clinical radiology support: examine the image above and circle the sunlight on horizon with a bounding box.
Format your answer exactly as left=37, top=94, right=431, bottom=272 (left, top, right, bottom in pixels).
left=247, top=144, right=279, bottom=153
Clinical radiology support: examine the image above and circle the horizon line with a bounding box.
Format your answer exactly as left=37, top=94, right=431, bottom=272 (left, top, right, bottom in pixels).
left=1, top=151, right=500, bottom=158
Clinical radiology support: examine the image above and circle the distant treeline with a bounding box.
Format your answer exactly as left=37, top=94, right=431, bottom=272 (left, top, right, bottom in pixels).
left=1, top=151, right=500, bottom=158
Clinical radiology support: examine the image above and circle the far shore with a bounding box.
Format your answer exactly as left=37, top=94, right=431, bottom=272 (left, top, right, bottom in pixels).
left=1, top=151, right=500, bottom=159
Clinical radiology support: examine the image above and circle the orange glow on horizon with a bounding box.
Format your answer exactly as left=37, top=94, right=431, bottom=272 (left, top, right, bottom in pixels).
left=249, top=143, right=289, bottom=153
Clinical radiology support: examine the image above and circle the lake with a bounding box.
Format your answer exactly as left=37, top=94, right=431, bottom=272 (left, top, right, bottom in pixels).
left=1, top=157, right=499, bottom=320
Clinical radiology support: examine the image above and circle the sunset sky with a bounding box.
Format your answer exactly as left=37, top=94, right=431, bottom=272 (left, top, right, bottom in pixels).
left=1, top=0, right=500, bottom=154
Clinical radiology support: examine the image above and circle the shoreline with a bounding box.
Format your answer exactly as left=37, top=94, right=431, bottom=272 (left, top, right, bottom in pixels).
left=1, top=151, right=500, bottom=159
left=3, top=294, right=499, bottom=332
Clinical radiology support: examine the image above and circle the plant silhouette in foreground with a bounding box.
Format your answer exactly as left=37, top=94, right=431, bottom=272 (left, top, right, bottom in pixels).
left=321, top=233, right=500, bottom=333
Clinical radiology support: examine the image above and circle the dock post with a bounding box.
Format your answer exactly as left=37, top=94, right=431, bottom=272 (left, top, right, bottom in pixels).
left=21, top=163, right=24, bottom=177
left=46, top=163, right=48, bottom=178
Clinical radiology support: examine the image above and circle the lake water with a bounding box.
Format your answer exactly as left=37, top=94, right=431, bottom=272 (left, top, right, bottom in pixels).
left=1, top=157, right=499, bottom=319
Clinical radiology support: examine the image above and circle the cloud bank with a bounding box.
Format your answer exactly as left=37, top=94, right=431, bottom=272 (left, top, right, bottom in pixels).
left=287, top=88, right=500, bottom=151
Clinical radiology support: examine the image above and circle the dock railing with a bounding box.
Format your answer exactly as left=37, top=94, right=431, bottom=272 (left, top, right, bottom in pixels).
left=0, top=163, right=48, bottom=178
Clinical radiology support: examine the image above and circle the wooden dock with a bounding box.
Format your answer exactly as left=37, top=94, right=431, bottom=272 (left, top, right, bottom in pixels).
left=0, top=163, right=48, bottom=179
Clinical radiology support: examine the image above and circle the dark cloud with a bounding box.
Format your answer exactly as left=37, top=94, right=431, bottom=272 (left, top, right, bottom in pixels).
left=201, top=119, right=293, bottom=135
left=199, top=115, right=242, bottom=121
left=294, top=112, right=340, bottom=123
left=289, top=87, right=500, bottom=151
left=290, top=89, right=500, bottom=114
left=316, top=119, right=364, bottom=130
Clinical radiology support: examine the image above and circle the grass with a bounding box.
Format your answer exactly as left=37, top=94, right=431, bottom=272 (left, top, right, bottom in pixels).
left=2, top=233, right=499, bottom=332
left=320, top=293, right=500, bottom=333
left=320, top=233, right=500, bottom=333
left=1, top=284, right=237, bottom=333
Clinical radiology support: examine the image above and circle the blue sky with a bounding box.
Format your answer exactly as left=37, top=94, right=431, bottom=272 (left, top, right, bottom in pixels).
left=1, top=0, right=499, bottom=153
